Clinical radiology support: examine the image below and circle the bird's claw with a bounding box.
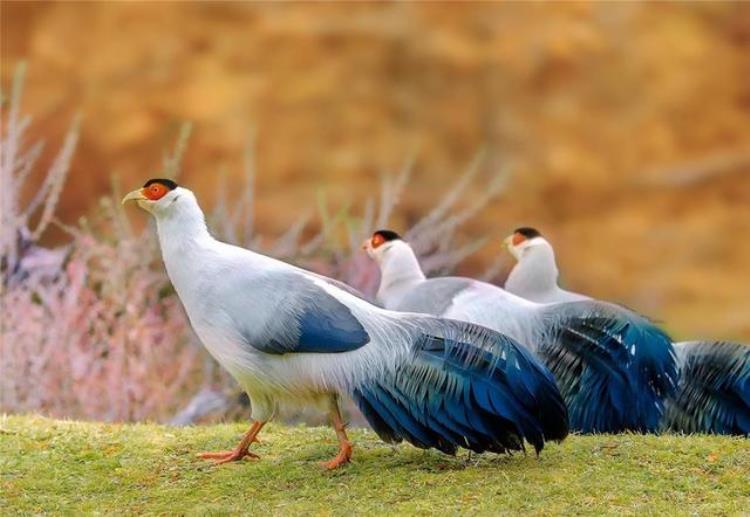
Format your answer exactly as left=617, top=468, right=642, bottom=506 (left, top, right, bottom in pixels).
left=197, top=449, right=260, bottom=465
left=320, top=442, right=352, bottom=470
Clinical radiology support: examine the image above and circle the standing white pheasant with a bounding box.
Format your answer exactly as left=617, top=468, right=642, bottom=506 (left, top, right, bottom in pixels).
left=503, top=227, right=750, bottom=436
left=122, top=179, right=568, bottom=469
left=364, top=229, right=678, bottom=434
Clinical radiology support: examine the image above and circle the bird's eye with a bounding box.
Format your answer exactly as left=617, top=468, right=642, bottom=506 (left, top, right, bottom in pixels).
left=371, top=234, right=385, bottom=248
left=144, top=183, right=168, bottom=200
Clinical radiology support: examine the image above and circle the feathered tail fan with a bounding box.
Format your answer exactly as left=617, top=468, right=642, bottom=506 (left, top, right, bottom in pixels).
left=538, top=301, right=678, bottom=434
left=352, top=317, right=569, bottom=456
left=664, top=341, right=750, bottom=436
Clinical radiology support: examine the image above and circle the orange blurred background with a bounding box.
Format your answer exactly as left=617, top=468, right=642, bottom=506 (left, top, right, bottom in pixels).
left=3, top=1, right=749, bottom=340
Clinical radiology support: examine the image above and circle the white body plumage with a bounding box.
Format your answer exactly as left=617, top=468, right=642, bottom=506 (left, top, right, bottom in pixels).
left=365, top=230, right=679, bottom=434
left=155, top=198, right=406, bottom=420
left=502, top=228, right=750, bottom=436
left=370, top=237, right=547, bottom=352
left=124, top=182, right=571, bottom=460
left=504, top=235, right=588, bottom=304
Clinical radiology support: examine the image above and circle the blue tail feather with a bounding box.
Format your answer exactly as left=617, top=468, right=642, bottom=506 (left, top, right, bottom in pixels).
left=381, top=378, right=469, bottom=453
left=541, top=302, right=678, bottom=433
left=352, top=317, right=569, bottom=456
left=420, top=328, right=565, bottom=447
left=664, top=341, right=750, bottom=436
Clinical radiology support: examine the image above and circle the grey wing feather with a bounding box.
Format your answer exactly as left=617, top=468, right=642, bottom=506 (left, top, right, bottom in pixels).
left=396, top=277, right=473, bottom=315
left=311, top=273, right=376, bottom=304
left=220, top=271, right=370, bottom=355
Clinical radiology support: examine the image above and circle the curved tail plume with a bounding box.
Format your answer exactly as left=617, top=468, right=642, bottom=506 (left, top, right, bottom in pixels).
left=664, top=341, right=750, bottom=436
left=353, top=317, right=569, bottom=455
left=539, top=301, right=678, bottom=433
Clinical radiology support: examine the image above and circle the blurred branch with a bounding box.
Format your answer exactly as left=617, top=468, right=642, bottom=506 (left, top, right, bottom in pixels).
left=640, top=150, right=750, bottom=188
left=240, top=129, right=256, bottom=245
left=162, top=122, right=193, bottom=179
left=28, top=115, right=81, bottom=240
left=478, top=251, right=511, bottom=283
left=1, top=63, right=80, bottom=282
left=14, top=140, right=44, bottom=190
left=270, top=210, right=313, bottom=257
left=375, top=152, right=416, bottom=229
left=407, top=148, right=485, bottom=239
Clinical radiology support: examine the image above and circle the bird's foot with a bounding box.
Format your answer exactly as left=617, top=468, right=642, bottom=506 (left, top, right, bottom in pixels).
left=197, top=448, right=260, bottom=465
left=320, top=442, right=352, bottom=470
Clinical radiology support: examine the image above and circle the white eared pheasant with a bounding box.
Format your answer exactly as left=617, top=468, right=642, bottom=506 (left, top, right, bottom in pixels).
left=364, top=229, right=678, bottom=434
left=122, top=179, right=568, bottom=469
left=504, top=227, right=750, bottom=436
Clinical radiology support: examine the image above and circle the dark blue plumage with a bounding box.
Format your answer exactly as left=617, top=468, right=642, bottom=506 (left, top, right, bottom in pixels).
left=353, top=318, right=569, bottom=455
left=242, top=275, right=371, bottom=355
left=293, top=298, right=371, bottom=353
left=540, top=302, right=678, bottom=433
left=664, top=341, right=750, bottom=436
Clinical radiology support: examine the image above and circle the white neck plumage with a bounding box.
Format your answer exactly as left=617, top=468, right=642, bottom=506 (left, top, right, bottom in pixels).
left=505, top=238, right=560, bottom=299
left=375, top=240, right=426, bottom=309
left=154, top=191, right=212, bottom=252
left=149, top=190, right=221, bottom=301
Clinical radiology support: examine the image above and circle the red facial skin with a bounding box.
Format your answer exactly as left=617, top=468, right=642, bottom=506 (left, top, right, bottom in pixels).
left=371, top=233, right=386, bottom=249
left=511, top=232, right=527, bottom=246
left=143, top=182, right=169, bottom=201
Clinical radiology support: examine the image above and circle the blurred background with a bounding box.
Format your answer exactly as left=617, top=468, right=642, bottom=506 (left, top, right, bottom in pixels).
left=2, top=2, right=749, bottom=423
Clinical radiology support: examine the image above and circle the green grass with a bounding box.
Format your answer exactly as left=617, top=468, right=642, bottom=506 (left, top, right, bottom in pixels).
left=1, top=415, right=748, bottom=516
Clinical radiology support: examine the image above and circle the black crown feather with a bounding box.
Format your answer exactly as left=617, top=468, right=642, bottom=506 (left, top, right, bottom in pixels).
left=373, top=229, right=402, bottom=242
left=514, top=227, right=542, bottom=239
left=143, top=178, right=178, bottom=190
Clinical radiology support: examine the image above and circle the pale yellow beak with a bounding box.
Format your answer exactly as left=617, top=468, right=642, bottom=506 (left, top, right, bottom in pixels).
left=502, top=235, right=514, bottom=249
left=121, top=189, right=147, bottom=205
left=361, top=238, right=370, bottom=251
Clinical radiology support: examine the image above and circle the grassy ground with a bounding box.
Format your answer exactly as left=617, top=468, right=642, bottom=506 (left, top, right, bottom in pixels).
left=1, top=415, right=748, bottom=516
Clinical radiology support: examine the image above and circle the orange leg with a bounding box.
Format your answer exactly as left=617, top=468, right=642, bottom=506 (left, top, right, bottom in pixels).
left=197, top=421, right=265, bottom=465
left=321, top=401, right=352, bottom=470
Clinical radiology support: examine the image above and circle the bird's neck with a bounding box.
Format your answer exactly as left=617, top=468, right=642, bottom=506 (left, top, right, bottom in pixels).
left=376, top=243, right=426, bottom=308
left=505, top=243, right=560, bottom=301
left=153, top=201, right=218, bottom=294
left=156, top=205, right=212, bottom=252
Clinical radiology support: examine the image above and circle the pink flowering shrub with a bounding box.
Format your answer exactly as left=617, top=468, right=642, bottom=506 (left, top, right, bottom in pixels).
left=1, top=67, right=205, bottom=421
left=1, top=234, right=201, bottom=421
left=1, top=65, right=505, bottom=423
